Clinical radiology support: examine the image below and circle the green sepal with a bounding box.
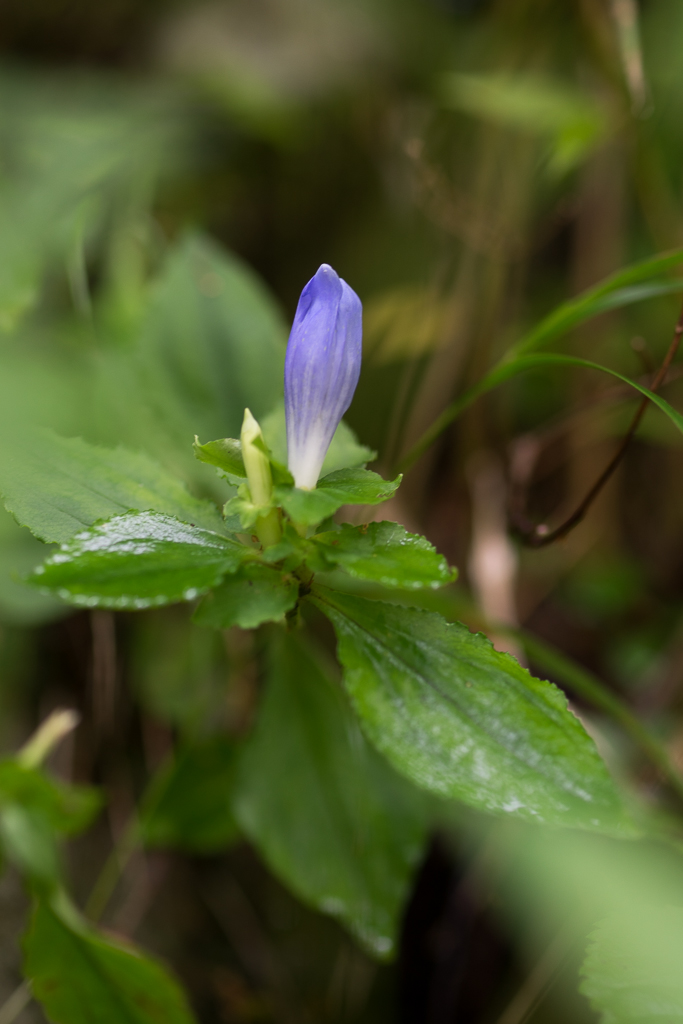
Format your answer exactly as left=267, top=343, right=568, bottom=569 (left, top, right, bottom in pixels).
left=224, top=483, right=276, bottom=532
left=193, top=436, right=246, bottom=486
left=312, top=521, right=457, bottom=589
left=259, top=521, right=306, bottom=565
left=257, top=522, right=335, bottom=573
left=193, top=563, right=299, bottom=629
left=275, top=468, right=402, bottom=527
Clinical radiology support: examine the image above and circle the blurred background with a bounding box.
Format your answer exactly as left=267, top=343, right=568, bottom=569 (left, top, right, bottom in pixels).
left=1, top=0, right=683, bottom=1020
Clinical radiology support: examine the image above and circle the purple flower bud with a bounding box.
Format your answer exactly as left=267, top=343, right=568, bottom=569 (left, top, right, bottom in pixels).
left=285, top=264, right=362, bottom=489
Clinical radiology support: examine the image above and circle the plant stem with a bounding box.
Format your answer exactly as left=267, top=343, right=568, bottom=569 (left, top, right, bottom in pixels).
left=84, top=817, right=139, bottom=922
left=511, top=296, right=683, bottom=546
left=0, top=982, right=30, bottom=1024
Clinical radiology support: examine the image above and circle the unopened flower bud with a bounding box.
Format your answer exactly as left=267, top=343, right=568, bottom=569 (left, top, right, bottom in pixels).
left=285, top=264, right=362, bottom=490
left=240, top=408, right=280, bottom=548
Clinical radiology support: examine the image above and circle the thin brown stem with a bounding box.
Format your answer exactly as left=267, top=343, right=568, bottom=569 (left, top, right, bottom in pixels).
left=511, top=298, right=683, bottom=548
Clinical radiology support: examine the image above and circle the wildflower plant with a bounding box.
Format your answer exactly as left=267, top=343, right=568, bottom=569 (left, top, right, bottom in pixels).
left=6, top=243, right=683, bottom=1023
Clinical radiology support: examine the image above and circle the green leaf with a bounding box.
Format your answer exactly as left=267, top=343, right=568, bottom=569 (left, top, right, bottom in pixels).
left=24, top=892, right=196, bottom=1024
left=0, top=507, right=65, bottom=626
left=0, top=806, right=60, bottom=883
left=512, top=259, right=683, bottom=359
left=311, top=589, right=630, bottom=833
left=276, top=469, right=401, bottom=527
left=223, top=489, right=274, bottom=532
left=312, top=522, right=456, bottom=589
left=580, top=906, right=683, bottom=1024
left=0, top=429, right=224, bottom=545
left=192, top=436, right=245, bottom=485
left=131, top=613, right=230, bottom=738
left=28, top=512, right=251, bottom=610
left=134, top=233, right=287, bottom=446
left=193, top=563, right=298, bottom=629
left=261, top=402, right=376, bottom=477
left=0, top=760, right=100, bottom=836
left=0, top=761, right=101, bottom=883
left=139, top=738, right=240, bottom=853
left=427, top=352, right=683, bottom=455
left=234, top=631, right=429, bottom=959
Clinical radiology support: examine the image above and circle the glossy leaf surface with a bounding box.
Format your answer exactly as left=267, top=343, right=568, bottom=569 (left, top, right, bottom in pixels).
left=25, top=895, right=196, bottom=1024
left=193, top=563, right=298, bottom=629
left=312, top=589, right=630, bottom=832
left=0, top=429, right=223, bottom=544
left=29, top=512, right=250, bottom=609
left=234, top=631, right=429, bottom=959
left=140, top=738, right=240, bottom=853
left=313, top=522, right=456, bottom=589
left=276, top=468, right=401, bottom=526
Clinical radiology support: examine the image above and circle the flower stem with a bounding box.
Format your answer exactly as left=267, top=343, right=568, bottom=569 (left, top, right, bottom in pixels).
left=255, top=508, right=282, bottom=549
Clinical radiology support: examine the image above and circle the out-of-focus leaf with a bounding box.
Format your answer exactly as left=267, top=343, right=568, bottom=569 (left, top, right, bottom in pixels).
left=133, top=234, right=287, bottom=448
left=0, top=508, right=64, bottom=626
left=0, top=430, right=224, bottom=546
left=24, top=893, right=196, bottom=1024
left=28, top=512, right=251, bottom=610
left=0, top=760, right=100, bottom=836
left=276, top=469, right=400, bottom=527
left=140, top=737, right=240, bottom=853
left=132, top=612, right=230, bottom=737
left=312, top=588, right=631, bottom=833
left=193, top=563, right=298, bottom=629
left=441, top=72, right=606, bottom=173
left=581, top=906, right=683, bottom=1024
left=0, top=806, right=60, bottom=883
left=312, top=522, right=456, bottom=589
left=511, top=278, right=683, bottom=359
left=0, top=761, right=100, bottom=883
left=0, top=72, right=187, bottom=333
left=261, top=403, right=376, bottom=476
left=234, top=630, right=429, bottom=959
